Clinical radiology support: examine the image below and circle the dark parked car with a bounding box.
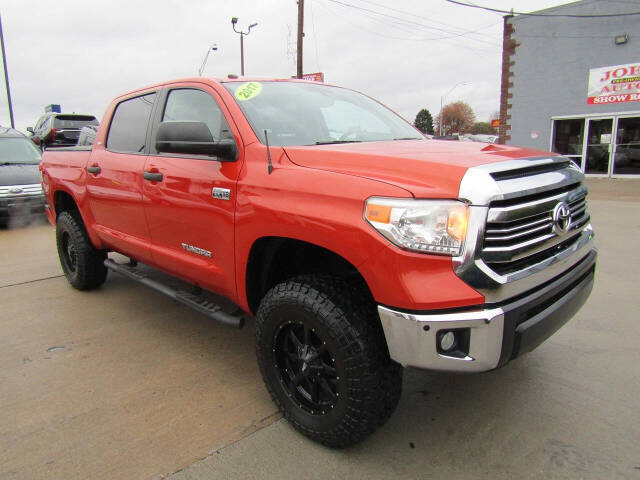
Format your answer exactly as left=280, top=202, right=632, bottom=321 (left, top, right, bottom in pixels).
left=28, top=113, right=98, bottom=150
left=0, top=127, right=44, bottom=226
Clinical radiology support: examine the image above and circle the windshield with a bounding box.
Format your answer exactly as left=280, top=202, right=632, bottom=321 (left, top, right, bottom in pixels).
left=224, top=81, right=424, bottom=147
left=0, top=138, right=42, bottom=164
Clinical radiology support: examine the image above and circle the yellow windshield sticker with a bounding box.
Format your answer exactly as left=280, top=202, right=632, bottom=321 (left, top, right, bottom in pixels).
left=235, top=82, right=262, bottom=101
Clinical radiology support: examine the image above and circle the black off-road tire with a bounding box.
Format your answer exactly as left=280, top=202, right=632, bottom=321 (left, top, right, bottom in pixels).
left=255, top=274, right=402, bottom=448
left=56, top=211, right=107, bottom=290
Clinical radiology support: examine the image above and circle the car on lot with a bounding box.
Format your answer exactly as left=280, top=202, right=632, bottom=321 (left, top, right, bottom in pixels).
left=28, top=113, right=98, bottom=150
left=77, top=124, right=99, bottom=146
left=40, top=78, right=596, bottom=448
left=0, top=127, right=44, bottom=226
left=468, top=134, right=498, bottom=143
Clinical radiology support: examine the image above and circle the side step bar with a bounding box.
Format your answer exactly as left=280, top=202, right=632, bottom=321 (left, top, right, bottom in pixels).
left=104, top=259, right=244, bottom=328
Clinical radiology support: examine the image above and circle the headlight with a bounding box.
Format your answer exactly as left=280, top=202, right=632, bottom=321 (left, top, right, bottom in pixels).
left=364, top=197, right=468, bottom=256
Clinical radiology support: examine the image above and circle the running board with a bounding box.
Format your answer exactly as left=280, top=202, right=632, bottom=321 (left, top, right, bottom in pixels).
left=104, top=259, right=244, bottom=328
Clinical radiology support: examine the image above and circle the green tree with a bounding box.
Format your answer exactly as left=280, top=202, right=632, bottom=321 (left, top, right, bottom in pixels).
left=413, top=108, right=434, bottom=135
left=472, top=121, right=497, bottom=134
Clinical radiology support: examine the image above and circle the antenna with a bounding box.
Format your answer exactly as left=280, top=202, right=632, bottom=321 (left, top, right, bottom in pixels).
left=264, top=129, right=273, bottom=175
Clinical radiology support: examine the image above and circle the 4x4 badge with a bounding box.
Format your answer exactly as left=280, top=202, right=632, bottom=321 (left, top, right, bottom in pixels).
left=212, top=187, right=231, bottom=201
left=552, top=202, right=571, bottom=235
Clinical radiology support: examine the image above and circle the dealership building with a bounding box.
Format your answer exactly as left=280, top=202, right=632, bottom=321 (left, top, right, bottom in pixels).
left=499, top=0, right=640, bottom=177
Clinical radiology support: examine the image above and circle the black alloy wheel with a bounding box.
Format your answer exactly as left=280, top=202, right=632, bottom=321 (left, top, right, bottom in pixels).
left=255, top=274, right=402, bottom=448
left=274, top=320, right=339, bottom=415
left=61, top=230, right=78, bottom=274
left=55, top=211, right=108, bottom=290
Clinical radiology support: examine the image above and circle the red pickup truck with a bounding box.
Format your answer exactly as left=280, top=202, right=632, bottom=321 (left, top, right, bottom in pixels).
left=41, top=78, right=596, bottom=447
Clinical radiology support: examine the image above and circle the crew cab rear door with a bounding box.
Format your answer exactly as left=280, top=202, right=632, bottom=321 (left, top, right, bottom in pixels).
left=142, top=84, right=243, bottom=301
left=85, top=91, right=157, bottom=263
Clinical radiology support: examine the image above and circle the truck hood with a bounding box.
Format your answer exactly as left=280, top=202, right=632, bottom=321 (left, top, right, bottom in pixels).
left=283, top=140, right=556, bottom=198
left=0, top=164, right=42, bottom=186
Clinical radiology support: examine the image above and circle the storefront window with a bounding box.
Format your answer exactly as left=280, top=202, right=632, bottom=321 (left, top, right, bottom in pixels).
left=552, top=115, right=640, bottom=177
left=585, top=118, right=613, bottom=175
left=552, top=119, right=584, bottom=165
left=613, top=117, right=640, bottom=176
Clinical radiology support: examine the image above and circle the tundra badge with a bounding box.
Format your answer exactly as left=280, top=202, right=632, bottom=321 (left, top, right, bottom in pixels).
left=181, top=243, right=212, bottom=258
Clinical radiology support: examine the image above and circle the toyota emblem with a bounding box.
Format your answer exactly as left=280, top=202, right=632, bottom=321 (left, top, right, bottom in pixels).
left=552, top=202, right=571, bottom=235
left=9, top=187, right=23, bottom=194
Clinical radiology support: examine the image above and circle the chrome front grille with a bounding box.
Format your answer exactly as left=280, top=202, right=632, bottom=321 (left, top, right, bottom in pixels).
left=481, top=184, right=590, bottom=275
left=0, top=184, right=43, bottom=198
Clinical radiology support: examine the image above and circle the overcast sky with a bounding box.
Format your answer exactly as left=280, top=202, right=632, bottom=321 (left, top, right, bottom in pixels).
left=0, top=0, right=573, bottom=131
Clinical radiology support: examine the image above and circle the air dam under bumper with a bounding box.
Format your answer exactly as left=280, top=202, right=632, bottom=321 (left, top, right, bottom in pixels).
left=378, top=249, right=596, bottom=372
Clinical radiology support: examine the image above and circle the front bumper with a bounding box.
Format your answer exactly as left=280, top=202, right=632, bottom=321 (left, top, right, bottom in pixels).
left=0, top=195, right=46, bottom=220
left=379, top=248, right=596, bottom=372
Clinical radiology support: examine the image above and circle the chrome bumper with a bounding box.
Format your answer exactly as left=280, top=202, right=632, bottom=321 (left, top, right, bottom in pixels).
left=379, top=305, right=505, bottom=372
left=379, top=249, right=597, bottom=372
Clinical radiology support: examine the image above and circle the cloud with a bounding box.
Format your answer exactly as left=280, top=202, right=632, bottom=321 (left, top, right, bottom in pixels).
left=0, top=0, right=566, bottom=130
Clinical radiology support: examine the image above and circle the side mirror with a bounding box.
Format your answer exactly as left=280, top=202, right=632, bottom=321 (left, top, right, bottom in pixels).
left=155, top=121, right=237, bottom=161
left=26, top=127, right=34, bottom=134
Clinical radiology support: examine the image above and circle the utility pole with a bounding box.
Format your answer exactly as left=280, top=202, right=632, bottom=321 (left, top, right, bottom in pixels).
left=0, top=13, right=15, bottom=129
left=231, top=17, right=257, bottom=76
left=296, top=0, right=304, bottom=79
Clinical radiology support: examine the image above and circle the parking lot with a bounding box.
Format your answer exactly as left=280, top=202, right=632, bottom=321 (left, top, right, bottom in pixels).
left=1, top=179, right=638, bottom=479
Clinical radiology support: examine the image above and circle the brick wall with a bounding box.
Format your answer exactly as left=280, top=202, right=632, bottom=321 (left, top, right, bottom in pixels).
left=498, top=16, right=516, bottom=144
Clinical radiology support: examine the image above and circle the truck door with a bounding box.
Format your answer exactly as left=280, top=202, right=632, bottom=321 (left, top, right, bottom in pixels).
left=142, top=86, right=243, bottom=301
left=86, top=92, right=157, bottom=263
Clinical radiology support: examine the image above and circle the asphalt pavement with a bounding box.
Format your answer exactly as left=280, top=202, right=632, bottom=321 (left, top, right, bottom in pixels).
left=1, top=178, right=638, bottom=480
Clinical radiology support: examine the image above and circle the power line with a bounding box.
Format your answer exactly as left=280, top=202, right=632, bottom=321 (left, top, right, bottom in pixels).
left=321, top=0, right=501, bottom=47
left=315, top=0, right=501, bottom=58
left=357, top=0, right=500, bottom=41
left=445, top=0, right=640, bottom=17
left=314, top=0, right=436, bottom=42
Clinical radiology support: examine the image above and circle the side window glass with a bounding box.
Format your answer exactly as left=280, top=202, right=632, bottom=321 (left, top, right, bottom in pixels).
left=107, top=92, right=156, bottom=153
left=162, top=89, right=231, bottom=142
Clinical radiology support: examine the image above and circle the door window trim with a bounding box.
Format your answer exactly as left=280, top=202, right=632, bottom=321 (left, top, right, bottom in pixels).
left=148, top=86, right=240, bottom=162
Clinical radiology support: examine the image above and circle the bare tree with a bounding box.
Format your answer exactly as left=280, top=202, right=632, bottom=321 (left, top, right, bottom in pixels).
left=435, top=101, right=476, bottom=136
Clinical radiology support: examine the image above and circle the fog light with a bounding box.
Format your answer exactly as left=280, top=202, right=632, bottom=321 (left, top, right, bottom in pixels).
left=439, top=331, right=457, bottom=351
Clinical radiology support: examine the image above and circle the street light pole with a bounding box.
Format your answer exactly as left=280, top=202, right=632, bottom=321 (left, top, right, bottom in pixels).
left=439, top=82, right=469, bottom=136
left=198, top=44, right=218, bottom=77
left=231, top=17, right=258, bottom=76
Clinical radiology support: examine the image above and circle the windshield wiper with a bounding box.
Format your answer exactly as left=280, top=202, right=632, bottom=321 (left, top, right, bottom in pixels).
left=314, top=140, right=363, bottom=145
left=393, top=137, right=423, bottom=141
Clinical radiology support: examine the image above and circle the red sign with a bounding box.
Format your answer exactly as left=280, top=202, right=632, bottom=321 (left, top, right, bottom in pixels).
left=587, top=93, right=640, bottom=105
left=491, top=119, right=500, bottom=128
left=587, top=63, right=640, bottom=105
left=301, top=72, right=324, bottom=82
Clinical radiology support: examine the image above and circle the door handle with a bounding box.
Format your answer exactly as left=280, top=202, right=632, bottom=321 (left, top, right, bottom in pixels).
left=143, top=171, right=163, bottom=182
left=87, top=165, right=101, bottom=174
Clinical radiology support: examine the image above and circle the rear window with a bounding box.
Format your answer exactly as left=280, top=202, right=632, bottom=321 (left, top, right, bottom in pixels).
left=53, top=115, right=98, bottom=129
left=106, top=93, right=156, bottom=153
